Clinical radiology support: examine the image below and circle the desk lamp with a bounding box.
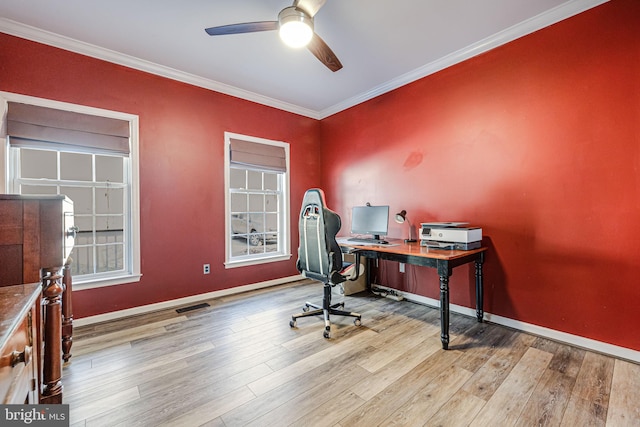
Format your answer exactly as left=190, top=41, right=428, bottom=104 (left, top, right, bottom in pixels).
left=395, top=210, right=417, bottom=243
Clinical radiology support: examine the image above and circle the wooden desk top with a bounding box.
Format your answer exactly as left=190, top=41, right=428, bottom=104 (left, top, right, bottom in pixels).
left=338, top=238, right=486, bottom=261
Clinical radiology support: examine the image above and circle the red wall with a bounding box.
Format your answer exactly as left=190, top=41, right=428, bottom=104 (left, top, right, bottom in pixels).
left=0, top=33, right=321, bottom=317
left=321, top=0, right=640, bottom=351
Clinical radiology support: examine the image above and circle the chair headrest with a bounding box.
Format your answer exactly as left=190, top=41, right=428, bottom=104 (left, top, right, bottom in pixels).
left=300, top=188, right=327, bottom=211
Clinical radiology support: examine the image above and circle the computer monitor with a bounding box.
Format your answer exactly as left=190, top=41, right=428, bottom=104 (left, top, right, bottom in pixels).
left=351, top=204, right=390, bottom=241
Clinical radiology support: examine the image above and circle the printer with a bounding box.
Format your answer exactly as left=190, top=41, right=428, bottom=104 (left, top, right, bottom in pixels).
left=419, top=222, right=482, bottom=250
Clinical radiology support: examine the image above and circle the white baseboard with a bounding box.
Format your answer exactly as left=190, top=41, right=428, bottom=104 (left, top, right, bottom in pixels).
left=372, top=284, right=640, bottom=364
left=74, top=274, right=304, bottom=327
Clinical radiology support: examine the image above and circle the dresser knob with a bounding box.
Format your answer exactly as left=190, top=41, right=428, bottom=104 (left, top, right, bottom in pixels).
left=66, top=225, right=79, bottom=239
left=10, top=346, right=32, bottom=367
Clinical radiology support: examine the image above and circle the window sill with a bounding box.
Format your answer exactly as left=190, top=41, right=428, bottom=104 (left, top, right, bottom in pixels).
left=225, top=253, right=291, bottom=269
left=72, top=273, right=143, bottom=291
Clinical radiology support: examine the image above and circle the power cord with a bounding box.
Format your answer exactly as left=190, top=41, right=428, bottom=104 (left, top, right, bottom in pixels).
left=371, top=285, right=404, bottom=301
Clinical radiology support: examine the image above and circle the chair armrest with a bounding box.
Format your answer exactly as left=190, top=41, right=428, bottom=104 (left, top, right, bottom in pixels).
left=341, top=250, right=362, bottom=281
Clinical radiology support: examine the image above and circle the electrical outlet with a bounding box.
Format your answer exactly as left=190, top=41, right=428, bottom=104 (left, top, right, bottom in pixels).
left=203, top=264, right=210, bottom=274
left=399, top=262, right=405, bottom=273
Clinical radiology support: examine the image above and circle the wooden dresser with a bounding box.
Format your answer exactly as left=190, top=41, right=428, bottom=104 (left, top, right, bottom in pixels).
left=0, top=283, right=41, bottom=404
left=0, top=195, right=76, bottom=404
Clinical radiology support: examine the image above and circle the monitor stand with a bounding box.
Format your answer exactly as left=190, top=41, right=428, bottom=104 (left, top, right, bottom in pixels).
left=372, top=234, right=388, bottom=244
left=371, top=234, right=389, bottom=245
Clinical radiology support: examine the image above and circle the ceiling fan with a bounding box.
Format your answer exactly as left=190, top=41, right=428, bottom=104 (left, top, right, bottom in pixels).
left=205, top=0, right=342, bottom=72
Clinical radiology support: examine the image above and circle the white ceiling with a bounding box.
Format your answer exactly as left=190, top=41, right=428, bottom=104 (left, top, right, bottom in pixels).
left=0, top=0, right=606, bottom=119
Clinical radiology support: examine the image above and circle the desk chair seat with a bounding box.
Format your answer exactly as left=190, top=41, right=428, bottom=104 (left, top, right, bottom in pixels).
left=289, top=189, right=362, bottom=339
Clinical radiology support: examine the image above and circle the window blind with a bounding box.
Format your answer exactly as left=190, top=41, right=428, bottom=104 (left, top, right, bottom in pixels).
left=229, top=138, right=286, bottom=172
left=7, top=102, right=130, bottom=155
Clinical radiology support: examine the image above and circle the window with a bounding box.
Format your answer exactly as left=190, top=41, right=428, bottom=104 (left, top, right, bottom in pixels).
left=224, top=132, right=291, bottom=267
left=1, top=92, right=141, bottom=289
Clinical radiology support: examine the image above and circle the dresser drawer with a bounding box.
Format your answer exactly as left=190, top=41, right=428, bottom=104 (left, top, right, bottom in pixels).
left=0, top=304, right=37, bottom=404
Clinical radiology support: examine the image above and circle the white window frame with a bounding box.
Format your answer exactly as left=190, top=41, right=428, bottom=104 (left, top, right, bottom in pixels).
left=1, top=91, right=141, bottom=290
left=224, top=132, right=291, bottom=268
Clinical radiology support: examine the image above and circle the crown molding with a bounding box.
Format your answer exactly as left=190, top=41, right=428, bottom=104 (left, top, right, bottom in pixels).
left=0, top=0, right=608, bottom=121
left=0, top=18, right=321, bottom=120
left=318, top=0, right=609, bottom=118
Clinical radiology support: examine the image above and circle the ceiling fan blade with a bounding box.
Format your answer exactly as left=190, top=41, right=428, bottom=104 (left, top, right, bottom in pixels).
left=293, top=0, right=327, bottom=18
left=205, top=21, right=278, bottom=36
left=307, top=33, right=342, bottom=72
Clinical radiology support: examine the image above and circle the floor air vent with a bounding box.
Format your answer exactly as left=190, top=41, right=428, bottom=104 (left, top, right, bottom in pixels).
left=176, top=302, right=210, bottom=313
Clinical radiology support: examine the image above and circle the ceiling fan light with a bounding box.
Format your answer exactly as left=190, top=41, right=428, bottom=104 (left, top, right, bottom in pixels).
left=279, top=7, right=313, bottom=48
left=280, top=21, right=313, bottom=48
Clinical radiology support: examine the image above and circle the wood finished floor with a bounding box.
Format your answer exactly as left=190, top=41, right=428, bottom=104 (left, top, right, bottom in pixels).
left=63, top=280, right=640, bottom=427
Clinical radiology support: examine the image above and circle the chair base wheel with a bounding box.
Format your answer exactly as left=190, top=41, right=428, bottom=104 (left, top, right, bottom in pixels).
left=290, top=285, right=361, bottom=339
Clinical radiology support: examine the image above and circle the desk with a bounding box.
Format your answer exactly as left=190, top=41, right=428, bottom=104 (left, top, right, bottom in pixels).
left=338, top=238, right=487, bottom=350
